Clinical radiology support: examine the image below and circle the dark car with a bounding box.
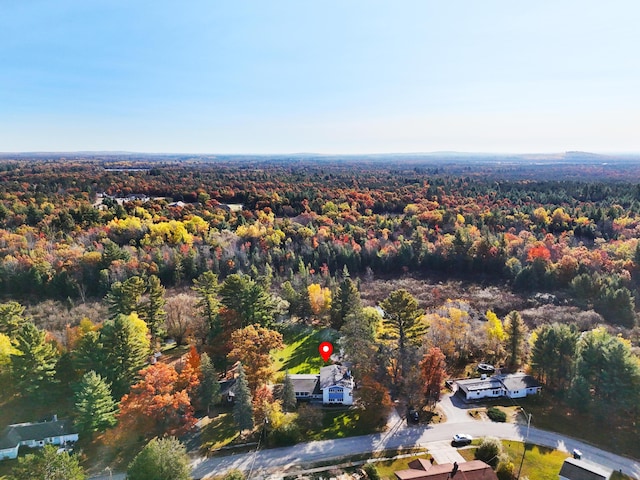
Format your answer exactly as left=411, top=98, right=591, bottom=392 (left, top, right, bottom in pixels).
left=407, top=408, right=420, bottom=424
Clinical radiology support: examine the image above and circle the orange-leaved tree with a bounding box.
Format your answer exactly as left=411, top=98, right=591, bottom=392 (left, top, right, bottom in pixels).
left=229, top=324, right=283, bottom=392
left=119, top=362, right=196, bottom=436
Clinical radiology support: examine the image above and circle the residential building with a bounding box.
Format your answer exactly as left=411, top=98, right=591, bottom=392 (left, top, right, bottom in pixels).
left=0, top=416, right=78, bottom=461
left=289, top=365, right=355, bottom=405
left=454, top=373, right=541, bottom=401
left=395, top=459, right=498, bottom=480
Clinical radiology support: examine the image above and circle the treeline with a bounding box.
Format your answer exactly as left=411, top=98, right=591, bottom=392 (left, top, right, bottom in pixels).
left=0, top=158, right=640, bottom=331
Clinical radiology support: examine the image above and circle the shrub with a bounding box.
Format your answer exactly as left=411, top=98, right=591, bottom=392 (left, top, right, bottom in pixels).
left=496, top=459, right=516, bottom=480
left=223, top=470, right=246, bottom=480
left=475, top=436, right=503, bottom=467
left=487, top=407, right=507, bottom=422
left=364, top=463, right=381, bottom=480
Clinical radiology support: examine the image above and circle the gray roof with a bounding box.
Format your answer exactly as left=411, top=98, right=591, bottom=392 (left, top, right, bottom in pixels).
left=455, top=373, right=540, bottom=393
left=499, top=373, right=541, bottom=391
left=455, top=377, right=503, bottom=394
left=319, top=365, right=353, bottom=389
left=559, top=458, right=610, bottom=480
left=0, top=419, right=77, bottom=450
left=289, top=374, right=320, bottom=394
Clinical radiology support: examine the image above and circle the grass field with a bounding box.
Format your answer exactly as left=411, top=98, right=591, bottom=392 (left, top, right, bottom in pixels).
left=272, top=324, right=339, bottom=375
left=460, top=440, right=570, bottom=479
left=518, top=394, right=640, bottom=459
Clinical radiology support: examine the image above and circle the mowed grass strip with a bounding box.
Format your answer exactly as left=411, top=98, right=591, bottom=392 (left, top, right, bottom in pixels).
left=272, top=325, right=339, bottom=374
left=460, top=440, right=569, bottom=479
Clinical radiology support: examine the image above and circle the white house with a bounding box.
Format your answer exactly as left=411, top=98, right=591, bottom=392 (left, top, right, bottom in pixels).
left=0, top=416, right=78, bottom=461
left=289, top=365, right=355, bottom=406
left=320, top=365, right=354, bottom=405
left=454, top=373, right=541, bottom=402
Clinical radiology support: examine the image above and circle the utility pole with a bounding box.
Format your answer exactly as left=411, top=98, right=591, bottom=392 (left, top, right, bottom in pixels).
left=517, top=410, right=532, bottom=479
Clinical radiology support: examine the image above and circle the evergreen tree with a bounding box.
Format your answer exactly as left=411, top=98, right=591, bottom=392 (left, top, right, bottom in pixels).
left=530, top=323, right=579, bottom=391
left=200, top=352, right=220, bottom=413
left=74, top=371, right=118, bottom=434
left=340, top=307, right=380, bottom=377
left=330, top=275, right=362, bottom=330
left=126, top=437, right=191, bottom=480
left=11, top=322, right=59, bottom=400
left=10, top=445, right=86, bottom=480
left=192, top=271, right=220, bottom=339
left=219, top=273, right=276, bottom=327
left=99, top=313, right=150, bottom=398
left=380, top=289, right=424, bottom=382
left=0, top=301, right=26, bottom=339
left=504, top=310, right=528, bottom=371
left=106, top=276, right=146, bottom=318
left=139, top=275, right=167, bottom=343
left=282, top=371, right=297, bottom=412
left=232, top=364, right=254, bottom=432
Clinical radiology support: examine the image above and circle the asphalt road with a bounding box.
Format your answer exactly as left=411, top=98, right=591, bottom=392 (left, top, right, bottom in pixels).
left=190, top=420, right=640, bottom=479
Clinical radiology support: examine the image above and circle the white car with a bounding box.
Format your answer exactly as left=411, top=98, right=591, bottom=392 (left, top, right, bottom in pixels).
left=452, top=433, right=473, bottom=445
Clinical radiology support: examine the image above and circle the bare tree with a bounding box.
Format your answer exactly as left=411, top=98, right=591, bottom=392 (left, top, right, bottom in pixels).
left=165, top=294, right=197, bottom=346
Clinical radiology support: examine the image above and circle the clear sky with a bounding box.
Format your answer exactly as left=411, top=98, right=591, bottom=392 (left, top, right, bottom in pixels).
left=1, top=1, right=639, bottom=154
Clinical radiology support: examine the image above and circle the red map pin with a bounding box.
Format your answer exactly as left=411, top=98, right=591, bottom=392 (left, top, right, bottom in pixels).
left=319, top=341, right=333, bottom=362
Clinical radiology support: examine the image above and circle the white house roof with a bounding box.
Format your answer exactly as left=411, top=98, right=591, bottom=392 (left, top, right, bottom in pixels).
left=455, top=373, right=540, bottom=393
left=319, top=365, right=353, bottom=389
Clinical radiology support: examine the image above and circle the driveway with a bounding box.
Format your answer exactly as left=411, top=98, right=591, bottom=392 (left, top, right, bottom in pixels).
left=438, top=392, right=478, bottom=424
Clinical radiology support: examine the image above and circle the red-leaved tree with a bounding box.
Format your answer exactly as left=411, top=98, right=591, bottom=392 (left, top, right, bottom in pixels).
left=420, top=347, right=446, bottom=410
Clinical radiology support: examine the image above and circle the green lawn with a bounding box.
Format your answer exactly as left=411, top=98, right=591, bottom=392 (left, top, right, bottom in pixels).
left=460, top=440, right=569, bottom=479
left=200, top=412, right=240, bottom=452
left=518, top=394, right=640, bottom=459
left=272, top=324, right=339, bottom=374
left=308, top=408, right=372, bottom=440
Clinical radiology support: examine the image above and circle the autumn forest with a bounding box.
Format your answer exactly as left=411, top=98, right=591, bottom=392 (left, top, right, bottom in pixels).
left=0, top=153, right=639, bottom=477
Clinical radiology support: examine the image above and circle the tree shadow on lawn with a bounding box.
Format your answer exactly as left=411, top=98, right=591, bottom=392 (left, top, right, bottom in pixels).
left=279, top=328, right=339, bottom=373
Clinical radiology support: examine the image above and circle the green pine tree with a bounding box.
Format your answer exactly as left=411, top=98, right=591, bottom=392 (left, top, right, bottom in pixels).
left=74, top=371, right=118, bottom=434
left=200, top=352, right=220, bottom=413
left=504, top=310, right=528, bottom=371
left=139, top=275, right=167, bottom=343
left=192, top=271, right=220, bottom=339
left=99, top=313, right=150, bottom=398
left=330, top=276, right=361, bottom=330
left=0, top=301, right=27, bottom=339
left=282, top=371, right=297, bottom=412
left=106, top=276, right=146, bottom=318
left=232, top=364, right=254, bottom=432
left=380, top=289, right=424, bottom=381
left=11, top=322, right=59, bottom=401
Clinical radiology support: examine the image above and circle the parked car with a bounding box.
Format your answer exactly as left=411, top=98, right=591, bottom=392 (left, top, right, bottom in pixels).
left=452, top=433, right=473, bottom=446
left=407, top=408, right=419, bottom=424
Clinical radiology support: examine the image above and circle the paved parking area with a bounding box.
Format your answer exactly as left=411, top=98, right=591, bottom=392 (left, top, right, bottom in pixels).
left=427, top=440, right=467, bottom=464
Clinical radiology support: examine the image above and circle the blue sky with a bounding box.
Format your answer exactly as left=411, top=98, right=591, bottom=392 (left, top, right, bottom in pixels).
left=1, top=1, right=639, bottom=154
